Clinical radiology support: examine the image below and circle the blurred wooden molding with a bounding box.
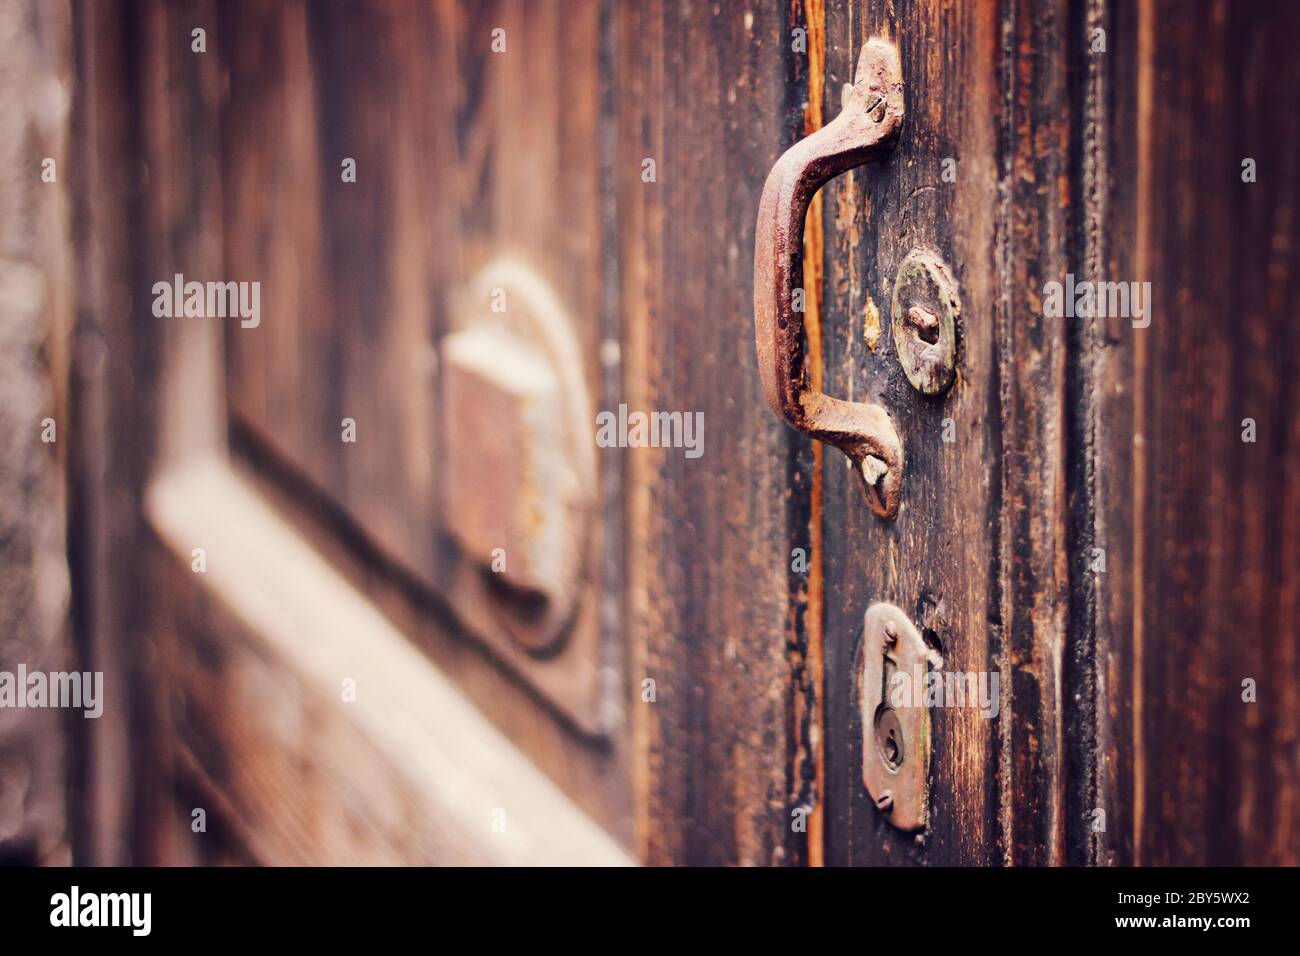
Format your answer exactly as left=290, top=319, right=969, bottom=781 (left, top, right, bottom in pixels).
left=145, top=455, right=632, bottom=866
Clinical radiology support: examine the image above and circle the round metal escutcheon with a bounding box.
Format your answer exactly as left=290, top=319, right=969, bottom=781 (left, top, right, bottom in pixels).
left=891, top=249, right=959, bottom=395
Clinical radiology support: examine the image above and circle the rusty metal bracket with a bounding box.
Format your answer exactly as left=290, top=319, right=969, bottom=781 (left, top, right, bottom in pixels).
left=753, top=37, right=906, bottom=518
left=857, top=602, right=942, bottom=832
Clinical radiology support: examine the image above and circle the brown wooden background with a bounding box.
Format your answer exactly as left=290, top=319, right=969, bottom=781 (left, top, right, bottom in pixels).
left=2, top=0, right=1294, bottom=866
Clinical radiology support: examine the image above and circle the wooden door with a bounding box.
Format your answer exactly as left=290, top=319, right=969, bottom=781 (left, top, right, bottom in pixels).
left=62, top=0, right=1298, bottom=867
left=804, top=0, right=1300, bottom=866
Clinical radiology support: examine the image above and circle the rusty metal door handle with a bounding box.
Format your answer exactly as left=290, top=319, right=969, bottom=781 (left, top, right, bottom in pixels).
left=754, top=38, right=905, bottom=519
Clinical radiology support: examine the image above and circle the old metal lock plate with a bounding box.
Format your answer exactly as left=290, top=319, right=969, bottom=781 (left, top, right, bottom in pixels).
left=857, top=602, right=943, bottom=831
left=891, top=249, right=959, bottom=396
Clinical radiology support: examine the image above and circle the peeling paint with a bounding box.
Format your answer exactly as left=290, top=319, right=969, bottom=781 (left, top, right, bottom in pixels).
left=863, top=292, right=881, bottom=351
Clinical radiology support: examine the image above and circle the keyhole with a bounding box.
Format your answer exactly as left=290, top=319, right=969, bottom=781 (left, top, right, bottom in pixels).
left=908, top=305, right=940, bottom=345
left=875, top=708, right=905, bottom=771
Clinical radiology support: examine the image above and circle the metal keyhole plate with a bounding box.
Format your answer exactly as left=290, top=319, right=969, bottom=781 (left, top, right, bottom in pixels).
left=875, top=708, right=905, bottom=770
left=857, top=603, right=943, bottom=832
left=892, top=249, right=960, bottom=396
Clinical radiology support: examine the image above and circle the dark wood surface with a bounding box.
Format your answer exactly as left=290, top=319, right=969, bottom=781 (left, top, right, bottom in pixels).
left=60, top=0, right=1299, bottom=865
left=1119, top=0, right=1300, bottom=866
left=68, top=0, right=172, bottom=866
left=70, top=0, right=633, bottom=861
left=817, top=0, right=1005, bottom=866
left=614, top=0, right=818, bottom=866
left=816, top=0, right=1300, bottom=866
left=1071, top=0, right=1137, bottom=868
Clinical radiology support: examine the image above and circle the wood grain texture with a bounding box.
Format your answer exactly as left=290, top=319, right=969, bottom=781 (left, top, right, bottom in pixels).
left=1071, top=0, right=1139, bottom=866
left=155, top=0, right=628, bottom=847
left=819, top=0, right=1004, bottom=866
left=1121, top=0, right=1300, bottom=865
left=74, top=0, right=632, bottom=862
left=994, top=0, right=1075, bottom=868
left=1061, top=0, right=1300, bottom=868
left=222, top=0, right=604, bottom=586
left=64, top=0, right=1300, bottom=867
left=131, top=0, right=229, bottom=867
left=220, top=448, right=634, bottom=847
left=798, top=0, right=829, bottom=869
left=819, top=0, right=1299, bottom=868
left=616, top=0, right=816, bottom=865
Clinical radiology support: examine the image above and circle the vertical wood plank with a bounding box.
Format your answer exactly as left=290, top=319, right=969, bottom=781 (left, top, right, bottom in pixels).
left=820, top=0, right=1004, bottom=866
left=217, top=0, right=612, bottom=735
left=1070, top=0, right=1140, bottom=866
left=995, top=0, right=1075, bottom=867
left=617, top=0, right=814, bottom=865
left=1126, top=0, right=1300, bottom=865
left=221, top=0, right=607, bottom=612
left=133, top=0, right=228, bottom=864
left=68, top=0, right=162, bottom=864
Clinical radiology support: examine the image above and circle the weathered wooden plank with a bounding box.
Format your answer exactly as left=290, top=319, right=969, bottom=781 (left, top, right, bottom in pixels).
left=1123, top=0, right=1300, bottom=866
left=63, top=0, right=1300, bottom=870
left=223, top=446, right=633, bottom=845
left=72, top=0, right=631, bottom=864
left=131, top=0, right=229, bottom=866
left=795, top=0, right=829, bottom=870
left=616, top=0, right=813, bottom=865
left=220, top=0, right=335, bottom=496
left=1071, top=0, right=1140, bottom=866
left=1051, top=0, right=1300, bottom=867
left=994, top=0, right=1076, bottom=868
left=820, top=0, right=1004, bottom=866
left=223, top=0, right=605, bottom=599
left=67, top=0, right=173, bottom=865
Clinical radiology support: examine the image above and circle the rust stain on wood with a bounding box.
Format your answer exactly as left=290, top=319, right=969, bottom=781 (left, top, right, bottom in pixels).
left=800, top=0, right=827, bottom=868
left=802, top=0, right=826, bottom=398
left=1131, top=0, right=1153, bottom=865
left=863, top=291, right=881, bottom=351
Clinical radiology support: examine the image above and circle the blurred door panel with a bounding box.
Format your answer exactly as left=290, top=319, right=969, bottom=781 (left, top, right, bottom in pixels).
left=76, top=0, right=629, bottom=865
left=221, top=0, right=610, bottom=732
